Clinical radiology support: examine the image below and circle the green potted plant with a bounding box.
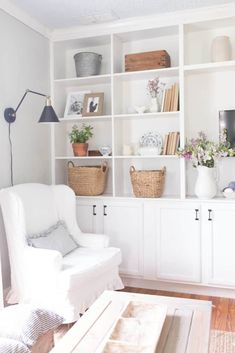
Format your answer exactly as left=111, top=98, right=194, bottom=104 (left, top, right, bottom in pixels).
left=69, top=124, right=93, bottom=156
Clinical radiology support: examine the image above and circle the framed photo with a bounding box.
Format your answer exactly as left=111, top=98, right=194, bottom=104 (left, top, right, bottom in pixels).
left=64, top=91, right=90, bottom=117
left=82, top=93, right=104, bottom=117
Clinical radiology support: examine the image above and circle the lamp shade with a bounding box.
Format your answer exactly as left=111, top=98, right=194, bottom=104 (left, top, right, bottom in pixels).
left=38, top=98, right=59, bottom=123
left=39, top=106, right=59, bottom=123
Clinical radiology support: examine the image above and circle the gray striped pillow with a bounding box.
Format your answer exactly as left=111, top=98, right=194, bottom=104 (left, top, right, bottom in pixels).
left=0, top=305, right=64, bottom=348
left=0, top=338, right=30, bottom=353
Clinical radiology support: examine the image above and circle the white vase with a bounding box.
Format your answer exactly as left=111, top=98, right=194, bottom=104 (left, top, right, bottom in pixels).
left=149, top=97, right=160, bottom=113
left=194, top=166, right=217, bottom=199
left=211, top=36, right=232, bottom=62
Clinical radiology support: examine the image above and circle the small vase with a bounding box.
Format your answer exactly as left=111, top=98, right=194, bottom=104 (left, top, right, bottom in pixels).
left=211, top=36, right=232, bottom=62
left=149, top=97, right=160, bottom=113
left=194, top=166, right=217, bottom=199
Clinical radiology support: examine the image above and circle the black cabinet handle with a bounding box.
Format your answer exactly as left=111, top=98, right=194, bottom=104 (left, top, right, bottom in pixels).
left=208, top=209, right=212, bottom=221
left=195, top=209, right=199, bottom=221
left=103, top=205, right=107, bottom=216
left=92, top=205, right=96, bottom=216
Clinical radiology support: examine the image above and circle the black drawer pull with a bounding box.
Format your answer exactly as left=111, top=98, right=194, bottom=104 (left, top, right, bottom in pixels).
left=208, top=209, right=212, bottom=221
left=195, top=209, right=199, bottom=221
left=93, top=205, right=96, bottom=216
left=103, top=205, right=107, bottom=216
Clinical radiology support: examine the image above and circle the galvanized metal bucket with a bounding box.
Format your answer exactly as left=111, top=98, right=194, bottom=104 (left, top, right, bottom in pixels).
left=74, top=52, right=102, bottom=77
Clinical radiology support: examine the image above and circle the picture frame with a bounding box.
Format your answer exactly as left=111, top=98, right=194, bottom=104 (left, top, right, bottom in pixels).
left=82, top=93, right=104, bottom=117
left=64, top=90, right=90, bottom=117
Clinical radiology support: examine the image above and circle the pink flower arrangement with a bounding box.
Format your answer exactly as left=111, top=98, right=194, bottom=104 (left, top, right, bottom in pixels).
left=178, top=131, right=235, bottom=168
left=147, top=77, right=165, bottom=98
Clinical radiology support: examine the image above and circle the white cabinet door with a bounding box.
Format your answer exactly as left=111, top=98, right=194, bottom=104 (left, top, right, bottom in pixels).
left=76, top=200, right=103, bottom=233
left=202, top=203, right=235, bottom=286
left=103, top=201, right=143, bottom=276
left=155, top=202, right=201, bottom=283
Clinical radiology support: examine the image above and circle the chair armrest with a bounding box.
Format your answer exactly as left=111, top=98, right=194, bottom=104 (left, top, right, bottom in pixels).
left=24, top=246, right=63, bottom=274
left=75, top=233, right=110, bottom=249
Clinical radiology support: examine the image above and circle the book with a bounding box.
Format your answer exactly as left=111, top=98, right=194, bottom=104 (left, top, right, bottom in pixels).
left=161, top=89, right=166, bottom=112
left=163, top=89, right=169, bottom=112
left=166, top=132, right=173, bottom=154
left=169, top=84, right=175, bottom=112
left=163, top=134, right=169, bottom=155
left=173, top=83, right=179, bottom=112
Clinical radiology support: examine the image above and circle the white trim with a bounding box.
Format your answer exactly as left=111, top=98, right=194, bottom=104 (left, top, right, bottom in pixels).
left=122, top=276, right=235, bottom=299
left=51, top=3, right=235, bottom=41
left=0, top=0, right=50, bottom=38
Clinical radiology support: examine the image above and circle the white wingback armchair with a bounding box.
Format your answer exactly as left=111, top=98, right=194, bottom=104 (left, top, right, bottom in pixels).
left=0, top=184, right=123, bottom=323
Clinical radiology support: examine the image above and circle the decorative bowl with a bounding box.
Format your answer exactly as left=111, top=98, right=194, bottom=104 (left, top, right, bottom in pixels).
left=99, top=146, right=112, bottom=156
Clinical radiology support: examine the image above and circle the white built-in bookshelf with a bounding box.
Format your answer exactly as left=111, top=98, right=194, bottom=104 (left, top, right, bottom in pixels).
left=51, top=13, right=235, bottom=199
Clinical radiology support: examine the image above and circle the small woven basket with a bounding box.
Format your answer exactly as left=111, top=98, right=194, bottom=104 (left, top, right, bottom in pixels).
left=130, top=166, right=166, bottom=198
left=68, top=161, right=108, bottom=196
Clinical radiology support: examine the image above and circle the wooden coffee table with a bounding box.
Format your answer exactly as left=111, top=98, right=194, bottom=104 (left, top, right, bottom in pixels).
left=51, top=290, right=212, bottom=353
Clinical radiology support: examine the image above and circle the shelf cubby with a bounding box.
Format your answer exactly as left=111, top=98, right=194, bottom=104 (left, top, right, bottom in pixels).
left=54, top=81, right=112, bottom=118
left=113, top=114, right=180, bottom=156
left=112, top=26, right=179, bottom=74
left=113, top=74, right=179, bottom=115
left=53, top=35, right=111, bottom=80
left=114, top=158, right=181, bottom=198
left=184, top=17, right=235, bottom=66
left=54, top=119, right=112, bottom=158
left=55, top=158, right=113, bottom=196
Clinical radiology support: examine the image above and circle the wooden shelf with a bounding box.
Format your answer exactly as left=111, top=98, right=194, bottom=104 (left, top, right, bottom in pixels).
left=55, top=156, right=112, bottom=160
left=54, top=74, right=111, bottom=86
left=115, top=155, right=178, bottom=159
left=59, top=115, right=112, bottom=122
left=113, top=67, right=179, bottom=81
left=184, top=60, right=235, bottom=74
left=114, top=112, right=180, bottom=119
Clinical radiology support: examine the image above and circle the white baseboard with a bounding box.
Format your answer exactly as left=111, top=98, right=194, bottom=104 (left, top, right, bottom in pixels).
left=122, top=276, right=235, bottom=298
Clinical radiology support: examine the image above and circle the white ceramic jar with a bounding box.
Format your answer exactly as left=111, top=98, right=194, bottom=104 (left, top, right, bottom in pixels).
left=211, top=36, right=232, bottom=62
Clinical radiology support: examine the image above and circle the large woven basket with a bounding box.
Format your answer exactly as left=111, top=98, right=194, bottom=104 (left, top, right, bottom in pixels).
left=130, top=166, right=166, bottom=198
left=68, top=161, right=108, bottom=196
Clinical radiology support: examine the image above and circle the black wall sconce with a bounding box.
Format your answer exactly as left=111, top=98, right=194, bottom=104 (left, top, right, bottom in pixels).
left=4, top=89, right=59, bottom=186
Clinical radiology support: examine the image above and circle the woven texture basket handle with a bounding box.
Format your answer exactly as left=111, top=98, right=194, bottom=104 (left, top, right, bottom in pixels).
left=101, top=161, right=108, bottom=173
left=130, top=166, right=136, bottom=173
left=68, top=161, right=75, bottom=168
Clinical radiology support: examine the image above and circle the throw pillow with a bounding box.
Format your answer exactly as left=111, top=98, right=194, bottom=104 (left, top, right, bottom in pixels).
left=0, top=305, right=64, bottom=348
left=0, top=338, right=30, bottom=353
left=27, top=220, right=78, bottom=257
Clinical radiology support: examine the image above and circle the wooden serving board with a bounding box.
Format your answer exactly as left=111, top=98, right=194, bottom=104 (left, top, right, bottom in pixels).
left=125, top=50, right=171, bottom=72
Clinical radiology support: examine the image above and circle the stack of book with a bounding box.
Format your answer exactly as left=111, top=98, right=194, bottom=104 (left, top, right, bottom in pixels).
left=162, top=132, right=180, bottom=155
left=161, top=83, right=179, bottom=112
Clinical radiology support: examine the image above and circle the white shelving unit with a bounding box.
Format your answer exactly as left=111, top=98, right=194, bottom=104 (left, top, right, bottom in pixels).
left=51, top=13, right=235, bottom=200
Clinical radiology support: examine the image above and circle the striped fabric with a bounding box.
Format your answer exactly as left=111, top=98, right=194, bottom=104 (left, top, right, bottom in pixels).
left=0, top=338, right=30, bottom=353
left=0, top=305, right=64, bottom=348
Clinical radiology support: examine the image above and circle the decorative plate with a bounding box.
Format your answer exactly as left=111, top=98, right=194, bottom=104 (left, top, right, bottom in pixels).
left=139, top=132, right=162, bottom=148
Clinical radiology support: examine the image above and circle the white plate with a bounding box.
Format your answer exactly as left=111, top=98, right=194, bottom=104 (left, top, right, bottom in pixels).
left=139, top=132, right=162, bottom=149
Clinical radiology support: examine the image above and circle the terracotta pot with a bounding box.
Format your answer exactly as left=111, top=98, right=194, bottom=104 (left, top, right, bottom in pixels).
left=72, top=143, right=88, bottom=156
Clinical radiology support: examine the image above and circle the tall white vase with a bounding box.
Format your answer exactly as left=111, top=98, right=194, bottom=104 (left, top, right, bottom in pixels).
left=149, top=97, right=160, bottom=112
left=194, top=166, right=217, bottom=199
left=211, top=36, right=232, bottom=62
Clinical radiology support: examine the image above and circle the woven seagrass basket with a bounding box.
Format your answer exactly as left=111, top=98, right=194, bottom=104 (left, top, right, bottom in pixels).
left=68, top=161, right=108, bottom=196
left=130, top=166, right=166, bottom=198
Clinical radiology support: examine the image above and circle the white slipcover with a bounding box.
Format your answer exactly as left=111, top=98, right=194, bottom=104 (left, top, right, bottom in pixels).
left=0, top=184, right=123, bottom=323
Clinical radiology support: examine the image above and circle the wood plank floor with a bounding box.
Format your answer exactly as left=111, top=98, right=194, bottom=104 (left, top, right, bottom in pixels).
left=123, top=287, right=235, bottom=332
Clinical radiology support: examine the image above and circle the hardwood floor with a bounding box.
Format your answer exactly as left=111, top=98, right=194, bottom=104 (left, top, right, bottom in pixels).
left=123, top=287, right=235, bottom=332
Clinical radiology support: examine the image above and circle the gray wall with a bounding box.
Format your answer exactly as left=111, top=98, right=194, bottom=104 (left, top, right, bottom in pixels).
left=0, top=10, right=50, bottom=289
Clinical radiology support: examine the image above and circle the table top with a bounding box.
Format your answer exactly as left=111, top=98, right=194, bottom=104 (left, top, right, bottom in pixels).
left=51, top=290, right=212, bottom=353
